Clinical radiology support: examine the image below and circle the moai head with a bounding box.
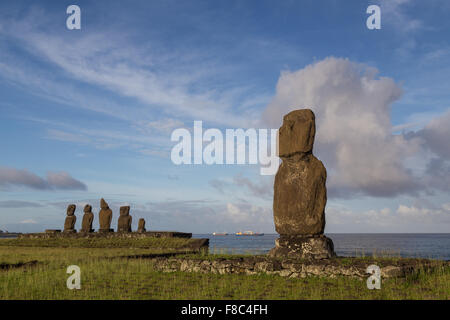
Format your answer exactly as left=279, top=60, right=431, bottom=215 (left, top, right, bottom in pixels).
left=100, top=198, right=109, bottom=209
left=84, top=204, right=92, bottom=213
left=119, top=206, right=130, bottom=216
left=67, top=204, right=76, bottom=216
left=138, top=218, right=146, bottom=230
left=278, top=109, right=316, bottom=158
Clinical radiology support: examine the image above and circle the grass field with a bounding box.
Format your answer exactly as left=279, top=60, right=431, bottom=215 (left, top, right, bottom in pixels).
left=0, top=239, right=449, bottom=300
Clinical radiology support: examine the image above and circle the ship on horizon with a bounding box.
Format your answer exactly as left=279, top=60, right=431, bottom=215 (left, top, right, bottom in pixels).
left=212, top=232, right=229, bottom=236
left=235, top=231, right=264, bottom=236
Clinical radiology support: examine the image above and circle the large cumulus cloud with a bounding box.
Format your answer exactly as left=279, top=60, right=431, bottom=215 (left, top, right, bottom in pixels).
left=263, top=57, right=449, bottom=198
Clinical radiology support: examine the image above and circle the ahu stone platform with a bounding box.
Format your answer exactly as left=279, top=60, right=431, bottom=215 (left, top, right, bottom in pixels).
left=148, top=256, right=447, bottom=280
left=19, top=230, right=193, bottom=239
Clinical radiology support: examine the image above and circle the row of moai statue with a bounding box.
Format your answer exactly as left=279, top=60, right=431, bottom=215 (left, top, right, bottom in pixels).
left=63, top=198, right=147, bottom=233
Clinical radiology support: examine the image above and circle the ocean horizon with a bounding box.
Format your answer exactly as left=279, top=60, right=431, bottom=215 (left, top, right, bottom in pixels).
left=193, top=233, right=450, bottom=260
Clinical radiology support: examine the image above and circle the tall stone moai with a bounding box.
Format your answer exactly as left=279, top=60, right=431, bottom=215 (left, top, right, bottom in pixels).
left=269, top=109, right=335, bottom=259
left=117, top=206, right=132, bottom=232
left=98, top=198, right=113, bottom=233
left=63, top=204, right=77, bottom=233
left=137, top=218, right=146, bottom=233
left=80, top=204, right=94, bottom=233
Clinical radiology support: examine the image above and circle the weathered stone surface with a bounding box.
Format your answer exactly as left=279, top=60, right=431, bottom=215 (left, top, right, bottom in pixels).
left=271, top=108, right=334, bottom=259
left=20, top=231, right=193, bottom=239
left=273, top=153, right=327, bottom=235
left=117, top=206, right=132, bottom=232
left=45, top=229, right=61, bottom=233
left=269, top=235, right=335, bottom=260
left=63, top=204, right=77, bottom=233
left=80, top=204, right=94, bottom=233
left=381, top=266, right=404, bottom=278
left=146, top=256, right=439, bottom=279
left=278, top=109, right=316, bottom=157
left=137, top=218, right=146, bottom=233
left=98, top=198, right=113, bottom=232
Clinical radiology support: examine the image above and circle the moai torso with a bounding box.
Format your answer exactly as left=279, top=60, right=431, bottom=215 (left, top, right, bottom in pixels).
left=81, top=204, right=94, bottom=232
left=63, top=204, right=77, bottom=233
left=117, top=206, right=132, bottom=232
left=137, top=218, right=146, bottom=233
left=98, top=198, right=113, bottom=230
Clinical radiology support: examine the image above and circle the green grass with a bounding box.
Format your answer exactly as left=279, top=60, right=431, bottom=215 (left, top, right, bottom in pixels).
left=0, top=245, right=449, bottom=299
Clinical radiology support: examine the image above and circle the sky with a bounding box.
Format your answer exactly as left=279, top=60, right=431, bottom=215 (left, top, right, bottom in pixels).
left=0, top=0, right=449, bottom=234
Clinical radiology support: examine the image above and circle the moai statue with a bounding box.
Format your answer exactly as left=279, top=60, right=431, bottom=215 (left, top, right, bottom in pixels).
left=81, top=204, right=94, bottom=233
left=63, top=204, right=77, bottom=233
left=98, top=198, right=113, bottom=232
left=117, top=206, right=132, bottom=232
left=269, top=109, right=335, bottom=259
left=137, top=218, right=146, bottom=233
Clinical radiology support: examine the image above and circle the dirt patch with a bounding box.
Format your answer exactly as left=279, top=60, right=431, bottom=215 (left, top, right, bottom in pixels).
left=0, top=260, right=39, bottom=270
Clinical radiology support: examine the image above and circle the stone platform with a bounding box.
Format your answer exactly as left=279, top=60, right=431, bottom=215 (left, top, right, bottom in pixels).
left=19, top=230, right=192, bottom=239
left=148, top=256, right=447, bottom=280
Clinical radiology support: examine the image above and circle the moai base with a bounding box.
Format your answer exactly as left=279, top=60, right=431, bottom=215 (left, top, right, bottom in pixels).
left=269, top=235, right=335, bottom=259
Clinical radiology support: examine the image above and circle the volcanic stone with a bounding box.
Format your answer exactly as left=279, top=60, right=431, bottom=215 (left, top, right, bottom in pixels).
left=270, top=108, right=335, bottom=259
left=117, top=206, right=132, bottom=232
left=137, top=218, right=146, bottom=233
left=273, top=153, right=327, bottom=235
left=63, top=204, right=77, bottom=233
left=98, top=198, right=113, bottom=232
left=81, top=204, right=94, bottom=233
left=278, top=109, right=316, bottom=157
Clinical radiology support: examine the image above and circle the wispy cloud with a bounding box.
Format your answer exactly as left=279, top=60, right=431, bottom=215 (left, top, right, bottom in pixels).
left=0, top=167, right=87, bottom=191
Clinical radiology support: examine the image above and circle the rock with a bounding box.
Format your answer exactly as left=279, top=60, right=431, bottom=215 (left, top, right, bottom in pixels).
left=269, top=235, right=335, bottom=260
left=117, top=206, right=132, bottom=232
left=278, top=109, right=316, bottom=157
left=270, top=108, right=335, bottom=259
left=273, top=154, right=327, bottom=235
left=63, top=204, right=77, bottom=233
left=137, top=218, right=146, bottom=233
left=80, top=204, right=94, bottom=233
left=381, top=266, right=404, bottom=278
left=45, top=229, right=61, bottom=233
left=98, top=198, right=113, bottom=232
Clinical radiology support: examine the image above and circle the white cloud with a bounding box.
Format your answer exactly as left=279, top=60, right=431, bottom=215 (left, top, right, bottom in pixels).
left=416, top=110, right=450, bottom=160
left=0, top=9, right=260, bottom=128
left=378, top=0, right=423, bottom=33
left=326, top=201, right=450, bottom=232
left=397, top=203, right=450, bottom=219
left=263, top=57, right=426, bottom=198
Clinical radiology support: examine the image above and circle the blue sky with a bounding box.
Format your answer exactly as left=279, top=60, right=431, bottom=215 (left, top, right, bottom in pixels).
left=0, top=0, right=449, bottom=233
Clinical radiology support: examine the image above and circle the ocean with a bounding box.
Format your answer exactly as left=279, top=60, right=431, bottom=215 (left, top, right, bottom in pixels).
left=193, top=233, right=450, bottom=260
